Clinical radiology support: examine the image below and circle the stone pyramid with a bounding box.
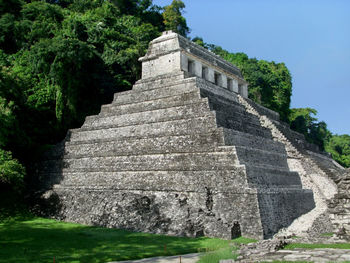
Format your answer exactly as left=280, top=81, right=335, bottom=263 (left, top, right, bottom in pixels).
left=38, top=31, right=346, bottom=239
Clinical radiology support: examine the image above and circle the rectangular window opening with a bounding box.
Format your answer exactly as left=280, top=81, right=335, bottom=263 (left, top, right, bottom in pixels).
left=238, top=84, right=243, bottom=94
left=214, top=72, right=220, bottom=86
left=202, top=66, right=207, bottom=79
left=188, top=60, right=194, bottom=74
left=227, top=78, right=233, bottom=91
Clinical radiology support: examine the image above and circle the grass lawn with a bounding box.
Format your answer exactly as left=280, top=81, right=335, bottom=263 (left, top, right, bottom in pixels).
left=0, top=216, right=242, bottom=263
left=197, top=237, right=256, bottom=263
left=284, top=242, right=350, bottom=250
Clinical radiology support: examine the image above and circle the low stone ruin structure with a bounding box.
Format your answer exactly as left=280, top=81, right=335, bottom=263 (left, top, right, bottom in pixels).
left=38, top=31, right=347, bottom=240
left=328, top=168, right=350, bottom=238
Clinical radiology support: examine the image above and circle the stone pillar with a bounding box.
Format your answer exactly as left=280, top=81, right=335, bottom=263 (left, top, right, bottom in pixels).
left=242, top=84, right=248, bottom=98
left=221, top=74, right=228, bottom=89
left=207, top=67, right=215, bottom=83
left=193, top=61, right=202, bottom=78
left=231, top=78, right=239, bottom=93
left=181, top=53, right=188, bottom=72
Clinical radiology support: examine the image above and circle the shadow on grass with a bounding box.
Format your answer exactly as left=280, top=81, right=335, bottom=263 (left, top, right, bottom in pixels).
left=0, top=217, right=232, bottom=263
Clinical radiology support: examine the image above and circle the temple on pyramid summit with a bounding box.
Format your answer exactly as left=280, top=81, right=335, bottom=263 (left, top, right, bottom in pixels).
left=38, top=31, right=347, bottom=239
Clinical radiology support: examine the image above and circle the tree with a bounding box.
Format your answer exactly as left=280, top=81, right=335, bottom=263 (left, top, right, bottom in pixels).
left=0, top=97, right=15, bottom=148
left=289, top=108, right=331, bottom=150
left=192, top=37, right=208, bottom=48
left=162, top=0, right=189, bottom=36
left=289, top=108, right=318, bottom=135
left=0, top=148, right=25, bottom=194
left=0, top=0, right=162, bottom=200
left=325, top=135, right=350, bottom=168
left=0, top=0, right=23, bottom=16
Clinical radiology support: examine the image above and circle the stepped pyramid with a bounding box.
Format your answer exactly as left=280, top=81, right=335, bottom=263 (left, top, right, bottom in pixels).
left=38, top=31, right=346, bottom=240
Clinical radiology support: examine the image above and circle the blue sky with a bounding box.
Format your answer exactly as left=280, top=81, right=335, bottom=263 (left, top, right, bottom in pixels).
left=153, top=0, right=350, bottom=135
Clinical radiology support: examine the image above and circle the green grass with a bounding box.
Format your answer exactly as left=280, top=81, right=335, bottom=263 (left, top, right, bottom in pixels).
left=320, top=232, right=334, bottom=237
left=262, top=262, right=350, bottom=263
left=0, top=217, right=237, bottom=263
left=196, top=245, right=238, bottom=263
left=284, top=242, right=350, bottom=250
left=197, top=236, right=257, bottom=263
left=261, top=261, right=313, bottom=263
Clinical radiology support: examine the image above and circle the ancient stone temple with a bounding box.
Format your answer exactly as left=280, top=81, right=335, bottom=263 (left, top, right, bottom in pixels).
left=39, top=31, right=346, bottom=239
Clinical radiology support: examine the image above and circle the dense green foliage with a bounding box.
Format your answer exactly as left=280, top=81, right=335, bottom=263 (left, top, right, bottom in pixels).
left=193, top=37, right=292, bottom=122
left=0, top=0, right=190, bottom=194
left=288, top=108, right=350, bottom=167
left=0, top=149, right=25, bottom=193
left=162, top=0, right=189, bottom=36
left=289, top=108, right=331, bottom=151
left=325, top=134, right=350, bottom=168
left=0, top=217, right=236, bottom=263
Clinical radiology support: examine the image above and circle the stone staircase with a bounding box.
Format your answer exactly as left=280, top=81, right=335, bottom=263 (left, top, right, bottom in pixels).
left=237, top=94, right=343, bottom=237
left=197, top=79, right=314, bottom=238
left=38, top=72, right=314, bottom=239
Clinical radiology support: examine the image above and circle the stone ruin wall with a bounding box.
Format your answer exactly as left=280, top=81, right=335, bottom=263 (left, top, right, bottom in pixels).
left=36, top=31, right=348, bottom=240
left=328, top=168, right=350, bottom=238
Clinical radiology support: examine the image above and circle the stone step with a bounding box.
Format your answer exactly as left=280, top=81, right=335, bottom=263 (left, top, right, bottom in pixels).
left=40, top=151, right=240, bottom=173
left=200, top=88, right=273, bottom=138
left=46, top=132, right=225, bottom=159
left=100, top=91, right=201, bottom=117
left=308, top=151, right=344, bottom=174
left=47, top=169, right=247, bottom=192
left=197, top=78, right=241, bottom=105
left=244, top=164, right=302, bottom=188
left=215, top=110, right=262, bottom=127
left=222, top=128, right=286, bottom=154
left=133, top=71, right=189, bottom=91
left=244, top=97, right=280, bottom=121
left=216, top=114, right=273, bottom=139
left=202, top=89, right=246, bottom=113
left=200, top=87, right=278, bottom=137
left=271, top=120, right=324, bottom=154
left=82, top=101, right=211, bottom=130
left=235, top=146, right=289, bottom=169
left=134, top=70, right=187, bottom=84
left=271, top=119, right=306, bottom=142
left=208, top=98, right=253, bottom=119
left=68, top=116, right=217, bottom=143
left=257, top=188, right=315, bottom=238
left=113, top=78, right=197, bottom=105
